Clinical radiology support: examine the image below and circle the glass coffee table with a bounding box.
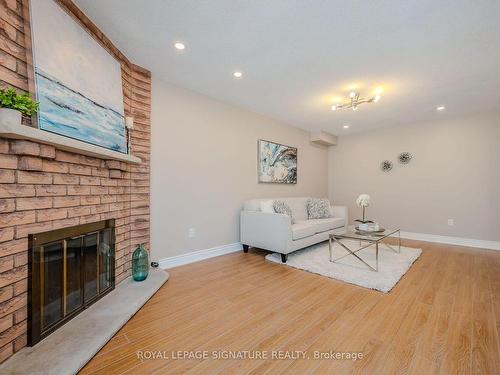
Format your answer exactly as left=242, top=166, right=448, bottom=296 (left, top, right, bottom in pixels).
left=329, top=228, right=401, bottom=272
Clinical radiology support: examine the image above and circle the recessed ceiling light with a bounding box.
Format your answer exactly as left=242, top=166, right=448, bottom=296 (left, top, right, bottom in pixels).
left=436, top=105, right=446, bottom=111
left=233, top=71, right=243, bottom=78
left=331, top=105, right=337, bottom=111
left=343, top=124, right=350, bottom=129
left=174, top=42, right=185, bottom=50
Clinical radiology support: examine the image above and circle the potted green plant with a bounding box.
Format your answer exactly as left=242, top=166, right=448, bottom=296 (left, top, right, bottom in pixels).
left=0, top=88, right=38, bottom=126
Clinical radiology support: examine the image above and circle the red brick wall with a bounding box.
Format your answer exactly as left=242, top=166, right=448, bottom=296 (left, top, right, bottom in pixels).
left=0, top=0, right=151, bottom=362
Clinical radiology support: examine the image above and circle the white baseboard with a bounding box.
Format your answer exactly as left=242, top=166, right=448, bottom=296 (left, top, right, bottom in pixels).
left=399, top=231, right=500, bottom=251
left=348, top=225, right=500, bottom=251
left=158, top=230, right=500, bottom=270
left=157, top=242, right=243, bottom=269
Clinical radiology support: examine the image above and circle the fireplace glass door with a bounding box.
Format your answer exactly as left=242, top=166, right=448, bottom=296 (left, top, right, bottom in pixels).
left=29, top=220, right=115, bottom=346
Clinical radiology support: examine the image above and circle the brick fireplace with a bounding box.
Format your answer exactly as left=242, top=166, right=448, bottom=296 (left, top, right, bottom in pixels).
left=0, top=0, right=151, bottom=363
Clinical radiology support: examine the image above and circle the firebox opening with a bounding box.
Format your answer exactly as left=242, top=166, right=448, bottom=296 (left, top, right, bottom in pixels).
left=28, top=220, right=115, bottom=346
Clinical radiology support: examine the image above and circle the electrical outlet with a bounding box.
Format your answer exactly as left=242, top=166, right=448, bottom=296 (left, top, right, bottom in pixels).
left=447, top=219, right=454, bottom=226
left=188, top=228, right=196, bottom=238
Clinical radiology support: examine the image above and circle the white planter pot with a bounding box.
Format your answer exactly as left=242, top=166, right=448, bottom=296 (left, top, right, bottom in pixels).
left=0, top=108, right=22, bottom=127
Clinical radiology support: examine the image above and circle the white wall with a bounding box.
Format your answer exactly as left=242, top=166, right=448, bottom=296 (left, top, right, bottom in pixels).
left=151, top=78, right=328, bottom=260
left=328, top=112, right=500, bottom=241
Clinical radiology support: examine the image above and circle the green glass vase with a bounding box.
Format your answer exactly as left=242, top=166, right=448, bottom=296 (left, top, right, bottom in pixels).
left=132, top=244, right=149, bottom=281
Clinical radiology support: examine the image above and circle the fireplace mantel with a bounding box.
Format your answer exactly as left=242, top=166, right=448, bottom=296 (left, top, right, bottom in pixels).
left=0, top=121, right=142, bottom=164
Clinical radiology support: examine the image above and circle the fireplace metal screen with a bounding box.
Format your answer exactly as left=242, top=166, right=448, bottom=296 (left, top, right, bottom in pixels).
left=28, top=220, right=115, bottom=346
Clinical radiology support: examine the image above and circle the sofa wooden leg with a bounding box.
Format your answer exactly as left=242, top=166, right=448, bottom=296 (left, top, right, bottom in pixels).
left=281, top=254, right=288, bottom=263
left=242, top=244, right=249, bottom=253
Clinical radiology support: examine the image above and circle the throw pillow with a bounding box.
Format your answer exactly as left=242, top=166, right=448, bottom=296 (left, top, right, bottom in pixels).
left=273, top=200, right=295, bottom=224
left=260, top=200, right=275, bottom=213
left=307, top=198, right=332, bottom=219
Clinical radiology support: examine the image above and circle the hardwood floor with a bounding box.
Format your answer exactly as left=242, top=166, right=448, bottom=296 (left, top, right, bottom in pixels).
left=79, top=239, right=500, bottom=374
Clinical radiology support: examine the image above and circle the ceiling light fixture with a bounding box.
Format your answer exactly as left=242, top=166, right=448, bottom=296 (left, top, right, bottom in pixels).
left=233, top=71, right=243, bottom=78
left=174, top=42, right=185, bottom=50
left=436, top=105, right=446, bottom=111
left=343, top=124, right=350, bottom=129
left=331, top=91, right=381, bottom=111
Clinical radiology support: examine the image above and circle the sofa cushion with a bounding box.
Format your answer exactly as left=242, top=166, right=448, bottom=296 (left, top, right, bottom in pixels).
left=260, top=200, right=275, bottom=213
left=291, top=222, right=316, bottom=240
left=273, top=200, right=295, bottom=224
left=296, top=217, right=345, bottom=233
left=306, top=198, right=332, bottom=219
left=243, top=199, right=264, bottom=211
left=243, top=198, right=310, bottom=219
left=280, top=197, right=310, bottom=221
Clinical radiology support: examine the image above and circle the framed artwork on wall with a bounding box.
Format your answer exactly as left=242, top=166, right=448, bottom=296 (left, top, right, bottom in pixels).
left=258, top=139, right=297, bottom=184
left=29, top=0, right=127, bottom=153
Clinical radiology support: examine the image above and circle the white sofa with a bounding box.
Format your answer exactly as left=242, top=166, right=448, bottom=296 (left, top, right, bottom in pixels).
left=240, top=197, right=348, bottom=262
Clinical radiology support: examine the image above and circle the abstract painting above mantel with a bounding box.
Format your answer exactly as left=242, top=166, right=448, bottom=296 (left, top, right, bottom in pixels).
left=258, top=140, right=297, bottom=184
left=30, top=0, right=127, bottom=153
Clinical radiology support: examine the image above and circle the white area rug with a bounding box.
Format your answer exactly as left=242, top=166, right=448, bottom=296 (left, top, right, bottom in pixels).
left=266, top=240, right=421, bottom=293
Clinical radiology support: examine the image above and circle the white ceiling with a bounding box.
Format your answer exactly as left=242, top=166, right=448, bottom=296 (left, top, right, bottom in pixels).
left=74, top=0, right=500, bottom=134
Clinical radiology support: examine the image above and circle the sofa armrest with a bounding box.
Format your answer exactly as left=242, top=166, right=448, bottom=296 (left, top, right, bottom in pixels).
left=240, top=211, right=292, bottom=253
left=331, top=205, right=348, bottom=230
